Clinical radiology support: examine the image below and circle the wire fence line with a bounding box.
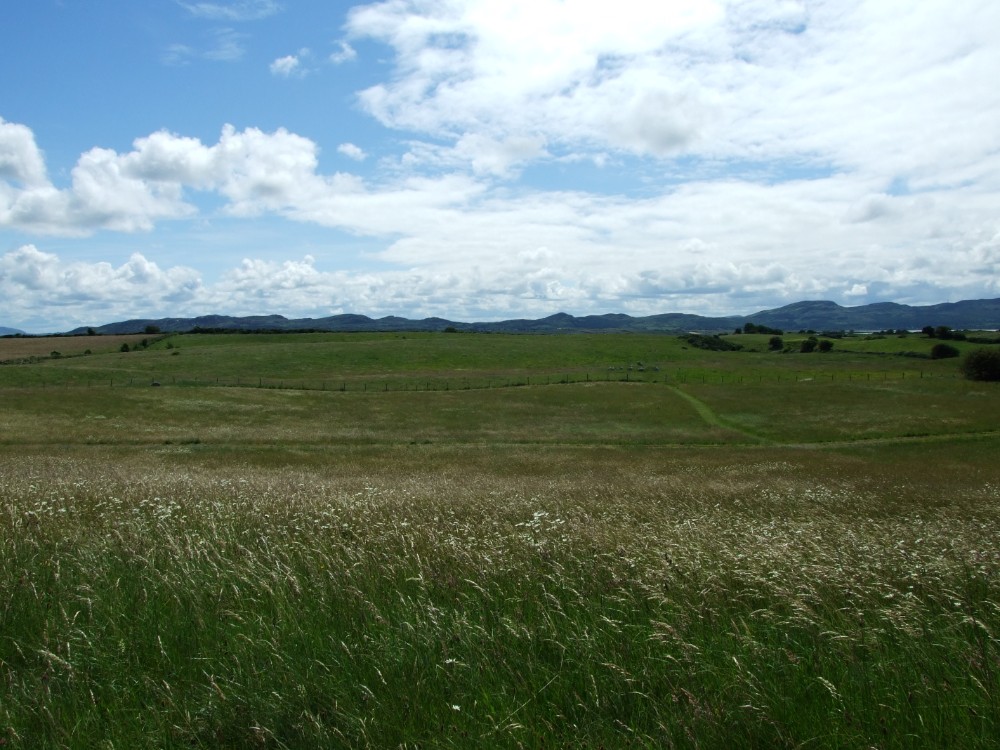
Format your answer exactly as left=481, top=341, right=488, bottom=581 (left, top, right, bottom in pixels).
left=22, top=367, right=960, bottom=392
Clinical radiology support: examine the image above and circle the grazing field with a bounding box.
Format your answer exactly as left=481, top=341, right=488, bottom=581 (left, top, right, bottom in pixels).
left=2, top=331, right=998, bottom=748
left=0, top=334, right=156, bottom=363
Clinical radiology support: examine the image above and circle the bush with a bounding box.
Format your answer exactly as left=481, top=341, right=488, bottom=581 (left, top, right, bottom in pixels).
left=961, top=348, right=1000, bottom=381
left=768, top=336, right=784, bottom=351
left=682, top=334, right=742, bottom=352
left=930, top=343, right=960, bottom=359
left=800, top=338, right=817, bottom=353
left=818, top=340, right=833, bottom=353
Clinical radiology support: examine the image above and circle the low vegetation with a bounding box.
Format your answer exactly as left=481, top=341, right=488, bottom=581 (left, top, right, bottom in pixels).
left=962, top=347, right=1000, bottom=381
left=1, top=330, right=998, bottom=748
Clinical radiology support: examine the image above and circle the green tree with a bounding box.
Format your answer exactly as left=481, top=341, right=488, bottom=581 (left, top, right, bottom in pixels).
left=768, top=336, right=784, bottom=351
left=930, top=343, right=960, bottom=359
left=818, top=339, right=833, bottom=352
left=961, top=348, right=1000, bottom=381
left=800, top=337, right=817, bottom=353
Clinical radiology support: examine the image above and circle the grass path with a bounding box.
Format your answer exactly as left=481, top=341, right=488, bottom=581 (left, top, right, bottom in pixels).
left=666, top=384, right=774, bottom=444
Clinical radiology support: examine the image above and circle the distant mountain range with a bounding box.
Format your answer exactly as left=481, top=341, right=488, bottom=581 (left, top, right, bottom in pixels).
left=43, top=297, right=1000, bottom=336
left=0, top=327, right=25, bottom=336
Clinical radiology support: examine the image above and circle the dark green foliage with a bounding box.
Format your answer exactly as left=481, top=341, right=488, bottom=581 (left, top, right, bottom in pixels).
left=961, top=348, right=1000, bottom=381
left=768, top=336, right=784, bottom=351
left=743, top=322, right=783, bottom=335
left=800, top=337, right=818, bottom=353
left=930, top=343, right=960, bottom=359
left=682, top=334, right=743, bottom=351
left=818, top=339, right=833, bottom=352
left=120, top=343, right=130, bottom=352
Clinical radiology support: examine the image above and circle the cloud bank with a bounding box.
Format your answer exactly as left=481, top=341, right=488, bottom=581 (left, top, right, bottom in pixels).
left=2, top=0, right=999, bottom=331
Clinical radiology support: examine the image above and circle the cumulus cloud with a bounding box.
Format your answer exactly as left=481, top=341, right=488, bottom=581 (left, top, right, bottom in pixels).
left=270, top=54, right=301, bottom=77
left=0, top=245, right=202, bottom=328
left=5, top=0, right=1000, bottom=328
left=5, top=224, right=999, bottom=333
left=0, top=117, right=49, bottom=186
left=337, top=143, right=367, bottom=161
left=0, top=120, right=349, bottom=234
left=329, top=41, right=356, bottom=64
left=344, top=0, right=1000, bottom=187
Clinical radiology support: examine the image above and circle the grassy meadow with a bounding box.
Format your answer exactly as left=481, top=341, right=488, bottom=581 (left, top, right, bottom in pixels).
left=2, top=330, right=999, bottom=748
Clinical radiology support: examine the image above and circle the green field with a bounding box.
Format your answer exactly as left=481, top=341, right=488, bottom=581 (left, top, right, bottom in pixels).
left=2, top=331, right=998, bottom=748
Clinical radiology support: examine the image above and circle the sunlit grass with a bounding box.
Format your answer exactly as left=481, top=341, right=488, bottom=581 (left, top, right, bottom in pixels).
left=2, top=444, right=999, bottom=748
left=1, top=332, right=998, bottom=747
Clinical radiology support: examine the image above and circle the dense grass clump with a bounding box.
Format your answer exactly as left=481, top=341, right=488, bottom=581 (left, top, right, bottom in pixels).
left=2, top=446, right=999, bottom=748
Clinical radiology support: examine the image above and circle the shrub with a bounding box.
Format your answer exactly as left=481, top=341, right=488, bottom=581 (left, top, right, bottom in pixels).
left=961, top=348, right=1000, bottom=381
left=800, top=338, right=817, bottom=353
left=818, top=340, right=833, bottom=353
left=768, top=336, right=784, bottom=351
left=120, top=343, right=130, bottom=353
left=930, top=343, right=960, bottom=360
left=682, top=334, right=742, bottom=351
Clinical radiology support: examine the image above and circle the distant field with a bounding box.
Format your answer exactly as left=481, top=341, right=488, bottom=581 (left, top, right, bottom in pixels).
left=0, top=330, right=985, bottom=389
left=0, top=333, right=155, bottom=361
left=2, top=331, right=998, bottom=748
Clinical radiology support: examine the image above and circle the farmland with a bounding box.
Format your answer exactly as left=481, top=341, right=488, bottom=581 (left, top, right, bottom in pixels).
left=2, top=330, right=999, bottom=748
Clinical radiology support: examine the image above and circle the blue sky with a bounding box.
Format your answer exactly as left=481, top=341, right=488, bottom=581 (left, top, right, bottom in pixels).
left=2, top=0, right=999, bottom=332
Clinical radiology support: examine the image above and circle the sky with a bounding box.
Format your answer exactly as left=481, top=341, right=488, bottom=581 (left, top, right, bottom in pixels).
left=2, top=0, right=999, bottom=333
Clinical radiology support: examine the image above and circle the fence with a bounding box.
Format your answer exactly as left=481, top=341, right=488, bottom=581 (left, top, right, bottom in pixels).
left=20, top=366, right=958, bottom=392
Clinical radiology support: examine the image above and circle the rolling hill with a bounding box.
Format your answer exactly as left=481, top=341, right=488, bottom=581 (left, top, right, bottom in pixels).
left=54, top=297, right=1000, bottom=336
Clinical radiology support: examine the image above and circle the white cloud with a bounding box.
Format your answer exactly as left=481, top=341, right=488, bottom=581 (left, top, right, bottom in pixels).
left=337, top=143, right=367, bottom=161
left=178, top=0, right=282, bottom=22
left=329, top=41, right=357, bottom=64
left=270, top=54, right=301, bottom=77
left=344, top=0, right=1000, bottom=186
left=7, top=0, right=1000, bottom=331
left=161, top=43, right=197, bottom=66
left=163, top=28, right=247, bottom=64
left=5, top=217, right=998, bottom=333
left=0, top=121, right=346, bottom=234
left=203, top=28, right=247, bottom=61
left=0, top=246, right=202, bottom=328
left=0, top=117, right=50, bottom=188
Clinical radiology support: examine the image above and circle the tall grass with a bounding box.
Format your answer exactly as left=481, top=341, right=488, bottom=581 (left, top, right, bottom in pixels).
left=2, top=446, right=998, bottom=748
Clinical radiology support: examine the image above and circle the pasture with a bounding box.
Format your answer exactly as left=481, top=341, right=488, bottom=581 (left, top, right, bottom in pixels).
left=2, top=331, right=998, bottom=748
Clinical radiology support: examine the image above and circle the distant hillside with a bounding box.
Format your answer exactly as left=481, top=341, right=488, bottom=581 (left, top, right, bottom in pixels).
left=64, top=297, right=1000, bottom=336
left=747, top=299, right=1000, bottom=332
left=0, top=327, right=26, bottom=336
